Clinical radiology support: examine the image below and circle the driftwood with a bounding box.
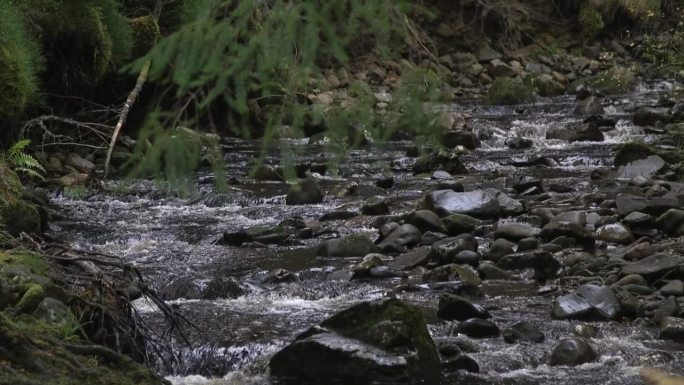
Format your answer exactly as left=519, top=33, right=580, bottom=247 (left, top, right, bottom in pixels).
left=104, top=0, right=164, bottom=178
left=18, top=232, right=193, bottom=370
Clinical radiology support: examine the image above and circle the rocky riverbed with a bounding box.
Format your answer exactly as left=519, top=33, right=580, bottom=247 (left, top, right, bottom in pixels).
left=49, top=81, right=684, bottom=384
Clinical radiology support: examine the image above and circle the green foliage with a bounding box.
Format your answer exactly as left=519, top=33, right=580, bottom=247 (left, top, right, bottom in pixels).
left=18, top=0, right=133, bottom=85
left=127, top=116, right=203, bottom=195
left=2, top=140, right=46, bottom=180
left=63, top=185, right=89, bottom=199
left=129, top=0, right=439, bottom=185
left=0, top=1, right=43, bottom=119
left=579, top=2, right=604, bottom=41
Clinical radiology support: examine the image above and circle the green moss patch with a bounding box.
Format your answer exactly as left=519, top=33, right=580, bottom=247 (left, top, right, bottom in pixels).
left=487, top=77, right=535, bottom=105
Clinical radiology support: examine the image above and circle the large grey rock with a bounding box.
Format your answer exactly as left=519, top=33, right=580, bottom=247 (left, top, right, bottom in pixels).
left=495, top=222, right=541, bottom=242
left=575, top=284, right=621, bottom=319
left=319, top=233, right=379, bottom=258
left=269, top=298, right=442, bottom=385
left=616, top=155, right=666, bottom=180
left=426, top=189, right=501, bottom=219
left=621, top=253, right=681, bottom=280
left=616, top=194, right=679, bottom=216
left=389, top=246, right=431, bottom=270
left=549, top=338, right=598, bottom=366
left=552, top=293, right=593, bottom=319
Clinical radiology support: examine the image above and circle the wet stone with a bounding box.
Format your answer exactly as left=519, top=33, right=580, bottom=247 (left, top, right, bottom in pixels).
left=660, top=280, right=684, bottom=296
left=503, top=321, right=545, bottom=343
left=426, top=189, right=501, bottom=219
left=286, top=177, right=325, bottom=205
left=443, top=354, right=480, bottom=373
left=617, top=155, right=666, bottom=180
left=495, top=222, right=541, bottom=242
left=377, top=224, right=422, bottom=252
left=595, top=223, right=634, bottom=245
left=483, top=238, right=515, bottom=262
left=406, top=210, right=445, bottom=233
left=621, top=253, right=681, bottom=280
left=549, top=338, right=598, bottom=366
left=389, top=247, right=431, bottom=271
left=319, top=233, right=380, bottom=258
left=659, top=317, right=684, bottom=342
left=421, top=231, right=448, bottom=246
left=552, top=293, right=593, bottom=319
left=452, top=250, right=481, bottom=268
left=477, top=262, right=513, bottom=280
left=437, top=294, right=490, bottom=321
left=361, top=196, right=390, bottom=215
left=455, top=318, right=500, bottom=338
left=442, top=214, right=481, bottom=235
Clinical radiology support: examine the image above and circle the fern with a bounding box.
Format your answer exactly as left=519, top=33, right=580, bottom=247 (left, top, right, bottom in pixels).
left=2, top=139, right=46, bottom=180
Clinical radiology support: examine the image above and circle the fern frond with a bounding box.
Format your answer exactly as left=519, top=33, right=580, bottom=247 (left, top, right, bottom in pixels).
left=3, top=139, right=46, bottom=179
left=14, top=167, right=45, bottom=180
left=8, top=139, right=31, bottom=156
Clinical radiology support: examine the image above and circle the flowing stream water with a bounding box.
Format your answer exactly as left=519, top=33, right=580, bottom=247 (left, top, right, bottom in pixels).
left=49, top=82, right=684, bottom=385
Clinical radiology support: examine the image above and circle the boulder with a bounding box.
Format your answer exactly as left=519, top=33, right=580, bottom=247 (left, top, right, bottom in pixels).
left=497, top=250, right=560, bottom=280
left=455, top=318, right=500, bottom=338
left=655, top=209, right=684, bottom=235
left=633, top=106, right=671, bottom=126
left=617, top=194, right=680, bottom=217
left=378, top=224, right=422, bottom=252
left=413, top=148, right=468, bottom=175
left=423, top=264, right=481, bottom=285
left=547, top=124, right=604, bottom=142
left=503, top=321, right=545, bottom=343
left=437, top=294, right=490, bottom=321
left=575, top=284, right=621, bottom=319
left=286, top=177, right=324, bottom=205
left=319, top=233, right=380, bottom=258
left=616, top=155, right=666, bottom=180
left=452, top=250, right=481, bottom=267
left=441, top=214, right=481, bottom=235
left=659, top=317, right=684, bottom=342
left=541, top=221, right=595, bottom=248
left=621, top=254, right=681, bottom=280
left=443, top=130, right=481, bottom=150
left=477, top=262, right=513, bottom=280
left=431, top=235, right=478, bottom=265
left=552, top=293, right=593, bottom=319
left=549, top=338, right=598, bottom=366
left=426, top=189, right=500, bottom=219
left=361, top=196, right=389, bottom=215
left=269, top=298, right=442, bottom=385
left=595, top=223, right=634, bottom=245
left=660, top=280, right=684, bottom=296
left=483, top=238, right=516, bottom=262
left=389, top=247, right=431, bottom=271
left=406, top=210, right=445, bottom=233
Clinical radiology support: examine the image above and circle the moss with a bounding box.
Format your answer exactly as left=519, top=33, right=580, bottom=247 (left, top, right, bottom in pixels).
left=129, top=15, right=161, bottom=56
left=487, top=77, right=534, bottom=105
left=0, top=163, right=23, bottom=206
left=0, top=2, right=43, bottom=119
left=579, top=2, right=604, bottom=41
left=0, top=201, right=41, bottom=237
left=0, top=251, right=49, bottom=276
left=16, top=284, right=46, bottom=313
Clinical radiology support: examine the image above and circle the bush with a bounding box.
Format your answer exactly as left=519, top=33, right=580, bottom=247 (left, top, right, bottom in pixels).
left=582, top=66, right=636, bottom=94
left=0, top=2, right=43, bottom=119
left=579, top=2, right=604, bottom=41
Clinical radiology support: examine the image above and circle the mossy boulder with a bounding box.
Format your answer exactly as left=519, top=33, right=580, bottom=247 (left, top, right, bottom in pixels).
left=581, top=67, right=636, bottom=95
left=0, top=200, right=41, bottom=237
left=270, top=297, right=442, bottom=385
left=614, top=142, right=655, bottom=166
left=487, top=77, right=534, bottom=105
